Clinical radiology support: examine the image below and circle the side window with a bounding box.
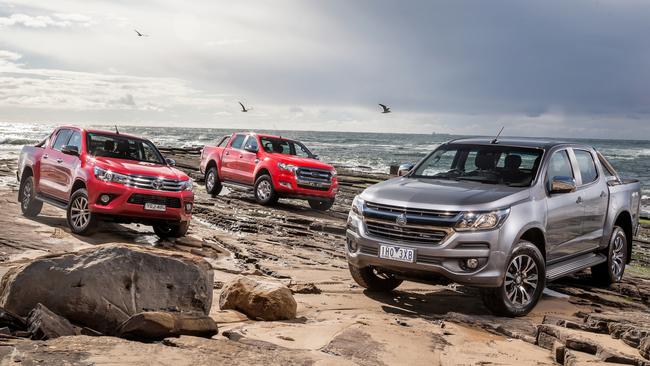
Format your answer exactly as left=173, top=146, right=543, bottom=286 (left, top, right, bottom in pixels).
left=546, top=150, right=574, bottom=190
left=52, top=129, right=73, bottom=151
left=574, top=150, right=598, bottom=184
left=244, top=136, right=258, bottom=151
left=292, top=142, right=310, bottom=158
left=67, top=131, right=82, bottom=151
left=229, top=134, right=245, bottom=150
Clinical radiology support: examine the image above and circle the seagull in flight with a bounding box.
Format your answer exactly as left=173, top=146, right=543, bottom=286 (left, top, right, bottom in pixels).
left=134, top=29, right=149, bottom=37
left=239, top=101, right=252, bottom=112
left=379, top=103, right=391, bottom=114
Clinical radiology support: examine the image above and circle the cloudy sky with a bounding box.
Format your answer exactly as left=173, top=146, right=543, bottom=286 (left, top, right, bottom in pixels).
left=1, top=0, right=650, bottom=139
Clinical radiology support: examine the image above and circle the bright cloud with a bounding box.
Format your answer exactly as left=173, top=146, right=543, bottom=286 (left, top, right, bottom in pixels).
left=0, top=12, right=93, bottom=28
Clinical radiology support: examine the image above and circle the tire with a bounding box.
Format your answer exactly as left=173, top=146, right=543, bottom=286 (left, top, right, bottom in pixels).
left=348, top=263, right=403, bottom=292
left=308, top=198, right=335, bottom=211
left=480, top=241, right=546, bottom=317
left=205, top=166, right=222, bottom=197
left=591, top=226, right=627, bottom=285
left=67, top=189, right=97, bottom=235
left=254, top=174, right=278, bottom=205
left=153, top=221, right=190, bottom=239
left=19, top=175, right=42, bottom=217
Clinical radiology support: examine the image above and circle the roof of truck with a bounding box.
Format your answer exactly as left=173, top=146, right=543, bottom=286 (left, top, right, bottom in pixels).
left=447, top=137, right=576, bottom=150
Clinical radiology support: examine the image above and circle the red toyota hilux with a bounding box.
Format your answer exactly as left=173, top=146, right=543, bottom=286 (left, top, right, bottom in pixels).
left=200, top=132, right=338, bottom=210
left=17, top=126, right=194, bottom=238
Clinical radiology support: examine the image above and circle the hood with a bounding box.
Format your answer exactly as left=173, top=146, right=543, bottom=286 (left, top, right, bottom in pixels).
left=270, top=154, right=334, bottom=171
left=91, top=157, right=188, bottom=180
left=361, top=177, right=530, bottom=212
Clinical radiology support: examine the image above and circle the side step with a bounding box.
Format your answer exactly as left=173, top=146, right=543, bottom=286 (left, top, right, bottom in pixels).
left=546, top=252, right=607, bottom=282
left=35, top=193, right=68, bottom=209
left=221, top=181, right=254, bottom=192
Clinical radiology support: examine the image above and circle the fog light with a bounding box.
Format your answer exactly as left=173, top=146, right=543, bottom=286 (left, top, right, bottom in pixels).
left=279, top=181, right=292, bottom=189
left=99, top=194, right=111, bottom=204
left=465, top=258, right=479, bottom=270
left=185, top=203, right=193, bottom=212
left=347, top=238, right=358, bottom=253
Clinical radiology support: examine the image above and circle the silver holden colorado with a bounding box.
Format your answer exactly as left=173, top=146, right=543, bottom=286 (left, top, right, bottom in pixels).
left=346, top=138, right=641, bottom=316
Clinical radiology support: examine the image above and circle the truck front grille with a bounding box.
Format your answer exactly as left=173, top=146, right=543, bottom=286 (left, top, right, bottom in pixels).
left=127, top=194, right=182, bottom=208
left=124, top=175, right=185, bottom=192
left=296, top=167, right=332, bottom=191
left=364, top=218, right=450, bottom=245
left=365, top=201, right=459, bottom=220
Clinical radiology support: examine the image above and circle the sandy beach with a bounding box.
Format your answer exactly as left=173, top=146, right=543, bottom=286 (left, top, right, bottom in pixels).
left=0, top=150, right=648, bottom=365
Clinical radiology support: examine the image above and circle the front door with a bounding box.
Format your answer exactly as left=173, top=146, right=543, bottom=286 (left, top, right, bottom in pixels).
left=239, top=136, right=259, bottom=185
left=572, top=148, right=608, bottom=251
left=39, top=128, right=72, bottom=199
left=220, top=134, right=246, bottom=182
left=545, top=149, right=585, bottom=262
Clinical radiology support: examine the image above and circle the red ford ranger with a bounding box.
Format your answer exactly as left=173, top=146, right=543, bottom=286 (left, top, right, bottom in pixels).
left=200, top=132, right=338, bottom=210
left=16, top=126, right=194, bottom=238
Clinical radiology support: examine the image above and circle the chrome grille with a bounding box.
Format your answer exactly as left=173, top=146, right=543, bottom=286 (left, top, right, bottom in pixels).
left=365, top=201, right=459, bottom=219
left=127, top=194, right=182, bottom=208
left=296, top=168, right=332, bottom=183
left=364, top=218, right=450, bottom=245
left=125, top=175, right=185, bottom=192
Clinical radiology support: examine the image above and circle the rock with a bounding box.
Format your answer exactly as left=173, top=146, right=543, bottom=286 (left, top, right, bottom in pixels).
left=640, top=337, right=650, bottom=360
left=116, top=311, right=217, bottom=341
left=622, top=327, right=650, bottom=348
left=0, top=327, right=9, bottom=335
left=536, top=332, right=558, bottom=350
left=0, top=245, right=213, bottom=335
left=219, top=277, right=297, bottom=321
left=0, top=307, right=26, bottom=331
left=212, top=310, right=249, bottom=324
left=26, top=303, right=77, bottom=340
left=565, top=336, right=598, bottom=355
left=289, top=283, right=322, bottom=295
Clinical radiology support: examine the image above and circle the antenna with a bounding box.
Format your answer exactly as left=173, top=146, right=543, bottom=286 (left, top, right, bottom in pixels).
left=491, top=126, right=504, bottom=144
left=115, top=125, right=120, bottom=134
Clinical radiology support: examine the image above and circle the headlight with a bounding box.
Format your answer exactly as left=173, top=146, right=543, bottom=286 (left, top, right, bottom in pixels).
left=351, top=195, right=365, bottom=216
left=94, top=166, right=129, bottom=184
left=455, top=208, right=510, bottom=231
left=278, top=162, right=298, bottom=172
left=181, top=178, right=193, bottom=191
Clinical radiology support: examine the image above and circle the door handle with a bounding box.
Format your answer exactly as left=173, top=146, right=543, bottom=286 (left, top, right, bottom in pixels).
left=43, top=154, right=48, bottom=159
left=576, top=196, right=583, bottom=204
left=239, top=154, right=243, bottom=158
left=56, top=158, right=63, bottom=163
left=225, top=151, right=230, bottom=156
left=600, top=191, right=607, bottom=198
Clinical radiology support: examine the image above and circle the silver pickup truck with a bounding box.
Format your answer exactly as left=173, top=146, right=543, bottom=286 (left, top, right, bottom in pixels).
left=346, top=138, right=641, bottom=316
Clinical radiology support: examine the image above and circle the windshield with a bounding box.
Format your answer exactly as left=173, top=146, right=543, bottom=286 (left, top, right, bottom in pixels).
left=411, top=144, right=543, bottom=187
left=86, top=133, right=165, bottom=164
left=260, top=137, right=314, bottom=158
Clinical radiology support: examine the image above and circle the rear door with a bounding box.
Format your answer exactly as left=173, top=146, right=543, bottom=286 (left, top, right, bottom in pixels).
left=571, top=148, right=608, bottom=251
left=238, top=135, right=260, bottom=185
left=545, top=149, right=585, bottom=261
left=56, top=130, right=83, bottom=197
left=39, top=128, right=72, bottom=199
left=220, top=134, right=246, bottom=182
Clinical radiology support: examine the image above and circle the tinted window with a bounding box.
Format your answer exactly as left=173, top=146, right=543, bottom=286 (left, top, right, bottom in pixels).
left=259, top=137, right=314, bottom=158
left=244, top=136, right=258, bottom=151
left=67, top=131, right=82, bottom=151
left=52, top=129, right=73, bottom=151
left=411, top=145, right=543, bottom=187
left=230, top=135, right=246, bottom=149
left=86, top=133, right=164, bottom=164
left=547, top=150, right=574, bottom=190
left=574, top=150, right=598, bottom=184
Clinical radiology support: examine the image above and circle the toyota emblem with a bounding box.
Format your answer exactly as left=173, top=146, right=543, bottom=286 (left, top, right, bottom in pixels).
left=396, top=213, right=407, bottom=227
left=152, top=179, right=163, bottom=190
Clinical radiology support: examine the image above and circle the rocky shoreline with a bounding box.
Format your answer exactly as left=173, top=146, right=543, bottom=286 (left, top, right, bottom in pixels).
left=0, top=149, right=648, bottom=365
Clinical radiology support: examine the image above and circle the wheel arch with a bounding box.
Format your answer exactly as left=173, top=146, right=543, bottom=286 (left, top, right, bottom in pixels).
left=613, top=210, right=633, bottom=264
left=71, top=179, right=87, bottom=194
left=518, top=226, right=546, bottom=261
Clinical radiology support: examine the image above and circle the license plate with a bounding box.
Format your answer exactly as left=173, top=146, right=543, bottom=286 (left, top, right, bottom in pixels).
left=379, top=245, right=415, bottom=263
left=144, top=203, right=166, bottom=211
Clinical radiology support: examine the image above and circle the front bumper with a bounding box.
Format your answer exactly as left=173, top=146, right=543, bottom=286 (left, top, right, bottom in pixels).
left=87, top=179, right=194, bottom=223
left=273, top=171, right=338, bottom=200
left=345, top=213, right=507, bottom=287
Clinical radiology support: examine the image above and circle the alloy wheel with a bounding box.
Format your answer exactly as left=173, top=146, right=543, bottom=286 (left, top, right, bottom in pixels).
left=611, top=233, right=625, bottom=279
left=257, top=180, right=271, bottom=200
left=70, top=196, right=90, bottom=230
left=206, top=171, right=215, bottom=191
left=504, top=254, right=539, bottom=307
left=22, top=180, right=32, bottom=209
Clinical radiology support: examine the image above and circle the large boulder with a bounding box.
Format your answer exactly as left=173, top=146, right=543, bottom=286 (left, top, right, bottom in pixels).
left=0, top=245, right=213, bottom=335
left=219, top=277, right=296, bottom=321
left=27, top=303, right=77, bottom=340
left=116, top=311, right=218, bottom=341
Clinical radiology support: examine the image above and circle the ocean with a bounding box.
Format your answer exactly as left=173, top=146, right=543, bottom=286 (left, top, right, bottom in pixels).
left=1, top=121, right=648, bottom=209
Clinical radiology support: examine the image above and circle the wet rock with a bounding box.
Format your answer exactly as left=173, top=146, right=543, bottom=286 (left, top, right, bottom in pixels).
left=116, top=311, right=217, bottom=341
left=0, top=245, right=213, bottom=335
left=26, top=303, right=76, bottom=340
left=219, top=277, right=297, bottom=321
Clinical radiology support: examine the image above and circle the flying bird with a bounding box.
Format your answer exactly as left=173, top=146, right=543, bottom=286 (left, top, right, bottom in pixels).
left=134, top=29, right=149, bottom=37
left=379, top=103, right=391, bottom=114
left=238, top=101, right=252, bottom=112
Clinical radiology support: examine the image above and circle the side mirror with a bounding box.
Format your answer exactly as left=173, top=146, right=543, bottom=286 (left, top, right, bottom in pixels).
left=244, top=144, right=258, bottom=153
left=550, top=176, right=576, bottom=194
left=61, top=145, right=79, bottom=156
left=312, top=154, right=319, bottom=160
left=165, top=158, right=176, bottom=166
left=398, top=163, right=415, bottom=176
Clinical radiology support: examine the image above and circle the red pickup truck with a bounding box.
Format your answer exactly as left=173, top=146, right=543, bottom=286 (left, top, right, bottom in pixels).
left=17, top=126, right=194, bottom=238
left=200, top=132, right=338, bottom=210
